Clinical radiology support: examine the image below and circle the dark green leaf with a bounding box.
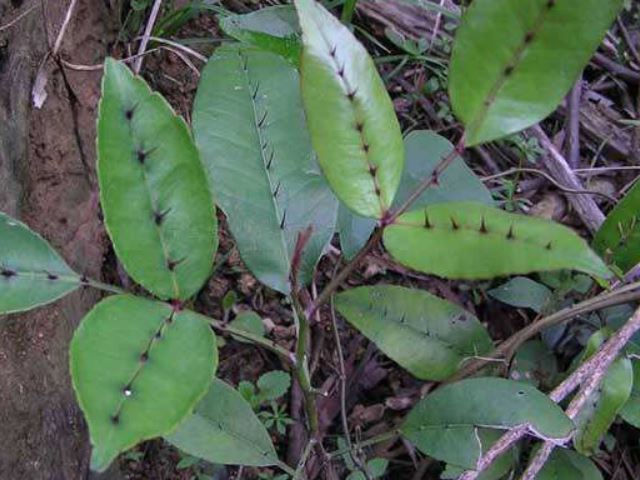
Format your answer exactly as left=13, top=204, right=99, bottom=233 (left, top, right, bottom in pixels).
left=166, top=379, right=279, bottom=467
left=335, top=285, right=492, bottom=380
left=449, top=0, right=623, bottom=145
left=338, top=130, right=493, bottom=258
left=70, top=295, right=217, bottom=471
left=537, top=448, right=603, bottom=480
left=97, top=58, right=217, bottom=300
left=440, top=430, right=518, bottom=480
left=510, top=340, right=558, bottom=388
left=594, top=179, right=640, bottom=273
left=295, top=0, right=404, bottom=218
left=193, top=45, right=337, bottom=293
left=488, top=277, right=552, bottom=313
left=384, top=202, right=611, bottom=280
left=401, top=377, right=574, bottom=469
left=620, top=360, right=640, bottom=428
left=0, top=212, right=80, bottom=314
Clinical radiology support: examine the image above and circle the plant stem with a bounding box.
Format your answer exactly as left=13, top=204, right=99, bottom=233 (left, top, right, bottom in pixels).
left=292, top=305, right=319, bottom=435
left=83, top=277, right=126, bottom=295
left=326, top=430, right=400, bottom=459
left=460, top=304, right=640, bottom=480
left=277, top=460, right=298, bottom=478
left=453, top=280, right=640, bottom=381
left=521, top=306, right=640, bottom=479
left=305, top=228, right=383, bottom=320
left=341, top=0, right=358, bottom=24
left=305, top=137, right=463, bottom=321
left=383, top=136, right=465, bottom=225
left=207, top=317, right=296, bottom=365
left=294, top=439, right=316, bottom=480
left=330, top=290, right=373, bottom=479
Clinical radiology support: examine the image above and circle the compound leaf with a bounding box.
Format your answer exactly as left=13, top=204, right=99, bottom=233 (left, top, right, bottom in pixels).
left=338, top=130, right=493, bottom=258
left=449, top=0, right=623, bottom=146
left=97, top=58, right=217, bottom=300
left=335, top=285, right=492, bottom=380
left=594, top=179, right=640, bottom=274
left=401, top=377, right=574, bottom=469
left=295, top=0, right=404, bottom=218
left=193, top=45, right=337, bottom=293
left=70, top=295, right=217, bottom=472
left=0, top=212, right=80, bottom=314
left=537, top=448, right=603, bottom=480
left=166, top=379, right=278, bottom=467
left=384, top=202, right=610, bottom=280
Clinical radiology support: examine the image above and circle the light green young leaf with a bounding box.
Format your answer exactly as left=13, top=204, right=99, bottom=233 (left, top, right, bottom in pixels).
left=384, top=202, right=611, bottom=280
left=256, top=370, right=291, bottom=403
left=488, top=277, right=552, bottom=313
left=166, top=379, right=279, bottom=467
left=620, top=360, right=640, bottom=428
left=220, top=6, right=301, bottom=65
left=537, top=448, right=603, bottom=480
left=338, top=130, right=493, bottom=258
left=573, top=330, right=633, bottom=455
left=295, top=0, right=404, bottom=218
left=97, top=58, right=217, bottom=300
left=229, top=311, right=265, bottom=344
left=335, top=285, right=492, bottom=380
left=0, top=212, right=80, bottom=314
left=594, top=179, right=640, bottom=274
left=400, top=377, right=574, bottom=469
left=449, top=0, right=623, bottom=146
left=193, top=45, right=337, bottom=294
left=70, top=295, right=217, bottom=472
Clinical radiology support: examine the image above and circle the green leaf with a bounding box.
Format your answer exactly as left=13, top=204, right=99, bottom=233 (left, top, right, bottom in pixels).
left=193, top=45, right=337, bottom=294
left=573, top=330, right=633, bottom=455
left=295, top=0, right=404, bottom=219
left=166, top=379, right=279, bottom=467
left=70, top=295, right=217, bottom=471
left=335, top=285, right=492, bottom=380
left=620, top=360, right=640, bottom=428
left=97, top=58, right=217, bottom=300
left=338, top=130, right=493, bottom=258
left=219, top=6, right=302, bottom=65
left=0, top=212, right=80, bottom=314
left=256, top=370, right=291, bottom=403
left=346, top=458, right=388, bottom=480
left=383, top=202, right=611, bottom=280
left=449, top=0, right=623, bottom=146
left=537, top=448, right=603, bottom=480
left=440, top=430, right=517, bottom=480
left=488, top=277, right=552, bottom=313
left=594, top=179, right=640, bottom=273
left=400, top=377, right=574, bottom=469
left=229, top=311, right=265, bottom=344
left=510, top=340, right=558, bottom=388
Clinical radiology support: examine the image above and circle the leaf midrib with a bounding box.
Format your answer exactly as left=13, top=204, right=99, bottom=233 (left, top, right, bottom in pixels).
left=238, top=51, right=291, bottom=281
left=466, top=2, right=554, bottom=136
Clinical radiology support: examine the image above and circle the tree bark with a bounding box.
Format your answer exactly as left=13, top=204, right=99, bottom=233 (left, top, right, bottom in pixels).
left=0, top=1, right=114, bottom=478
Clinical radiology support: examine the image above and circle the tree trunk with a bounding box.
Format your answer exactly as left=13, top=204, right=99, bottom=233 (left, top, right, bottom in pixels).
left=0, top=1, right=114, bottom=478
